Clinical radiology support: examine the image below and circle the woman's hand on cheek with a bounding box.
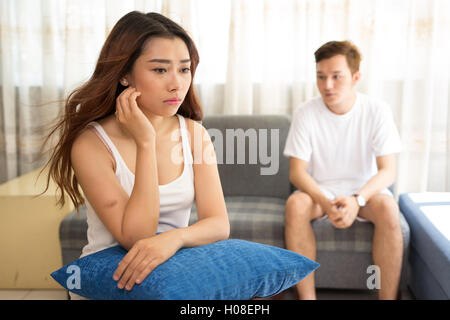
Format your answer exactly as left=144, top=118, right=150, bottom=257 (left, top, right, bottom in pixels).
left=112, top=230, right=183, bottom=291
left=115, top=87, right=156, bottom=146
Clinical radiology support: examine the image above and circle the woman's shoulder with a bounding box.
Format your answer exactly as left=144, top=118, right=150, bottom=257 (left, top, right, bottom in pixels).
left=71, top=130, right=101, bottom=164
left=183, top=116, right=204, bottom=131
left=181, top=117, right=210, bottom=159
left=71, top=118, right=115, bottom=167
left=183, top=117, right=208, bottom=139
left=73, top=116, right=109, bottom=149
left=72, top=124, right=98, bottom=152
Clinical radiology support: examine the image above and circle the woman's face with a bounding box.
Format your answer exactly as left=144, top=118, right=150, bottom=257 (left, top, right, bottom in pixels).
left=126, top=36, right=192, bottom=117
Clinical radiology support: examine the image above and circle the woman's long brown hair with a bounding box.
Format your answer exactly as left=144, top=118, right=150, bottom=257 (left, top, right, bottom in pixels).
left=40, top=11, right=203, bottom=210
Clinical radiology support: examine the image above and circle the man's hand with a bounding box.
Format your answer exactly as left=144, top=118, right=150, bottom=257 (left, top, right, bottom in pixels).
left=331, top=196, right=360, bottom=229
left=320, top=198, right=342, bottom=225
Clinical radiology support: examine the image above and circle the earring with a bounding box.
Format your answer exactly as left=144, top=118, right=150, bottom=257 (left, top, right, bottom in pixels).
left=120, top=78, right=128, bottom=86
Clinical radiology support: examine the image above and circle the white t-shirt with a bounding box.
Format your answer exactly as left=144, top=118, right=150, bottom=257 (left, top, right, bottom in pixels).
left=283, top=92, right=402, bottom=197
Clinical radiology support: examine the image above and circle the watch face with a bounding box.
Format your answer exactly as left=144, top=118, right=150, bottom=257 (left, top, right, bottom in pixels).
left=357, top=195, right=366, bottom=207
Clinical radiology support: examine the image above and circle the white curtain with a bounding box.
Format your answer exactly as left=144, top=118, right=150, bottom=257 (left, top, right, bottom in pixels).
left=1, top=0, right=449, bottom=194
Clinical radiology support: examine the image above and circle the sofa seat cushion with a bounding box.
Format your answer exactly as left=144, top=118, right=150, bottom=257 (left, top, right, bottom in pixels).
left=190, top=196, right=410, bottom=255
left=312, top=213, right=410, bottom=253
left=313, top=212, right=410, bottom=290
left=313, top=218, right=373, bottom=253
left=60, top=206, right=88, bottom=265
left=60, top=196, right=288, bottom=265
left=190, top=196, right=286, bottom=248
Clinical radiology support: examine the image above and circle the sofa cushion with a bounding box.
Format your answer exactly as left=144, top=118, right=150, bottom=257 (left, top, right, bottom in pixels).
left=203, top=115, right=292, bottom=199
left=51, top=239, right=319, bottom=300
left=312, top=218, right=374, bottom=253
left=190, top=196, right=286, bottom=248
left=60, top=206, right=88, bottom=265
left=313, top=212, right=410, bottom=290
left=61, top=196, right=410, bottom=290
left=312, top=212, right=410, bottom=253
left=190, top=196, right=409, bottom=254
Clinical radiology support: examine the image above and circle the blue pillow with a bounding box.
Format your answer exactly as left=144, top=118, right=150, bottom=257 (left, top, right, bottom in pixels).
left=51, top=239, right=319, bottom=300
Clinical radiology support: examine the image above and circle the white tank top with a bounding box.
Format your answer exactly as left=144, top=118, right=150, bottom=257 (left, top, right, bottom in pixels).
left=79, top=114, right=195, bottom=258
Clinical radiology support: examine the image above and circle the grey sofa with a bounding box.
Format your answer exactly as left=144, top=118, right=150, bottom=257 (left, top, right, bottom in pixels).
left=59, top=114, right=410, bottom=296
left=399, top=193, right=450, bottom=299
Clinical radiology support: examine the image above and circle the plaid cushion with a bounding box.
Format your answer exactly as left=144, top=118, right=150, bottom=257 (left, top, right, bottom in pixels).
left=190, top=196, right=409, bottom=255
left=192, top=196, right=374, bottom=252
left=61, top=197, right=409, bottom=261
left=190, top=196, right=286, bottom=248
left=312, top=218, right=373, bottom=253
left=312, top=213, right=410, bottom=253
left=59, top=206, right=88, bottom=251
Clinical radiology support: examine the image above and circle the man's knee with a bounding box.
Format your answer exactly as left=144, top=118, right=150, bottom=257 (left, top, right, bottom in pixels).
left=368, top=195, right=401, bottom=231
left=285, top=192, right=314, bottom=222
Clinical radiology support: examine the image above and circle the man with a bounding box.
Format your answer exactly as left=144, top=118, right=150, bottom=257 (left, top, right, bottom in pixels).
left=283, top=41, right=403, bottom=300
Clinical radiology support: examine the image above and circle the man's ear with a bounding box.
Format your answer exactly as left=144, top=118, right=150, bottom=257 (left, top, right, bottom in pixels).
left=352, top=71, right=361, bottom=85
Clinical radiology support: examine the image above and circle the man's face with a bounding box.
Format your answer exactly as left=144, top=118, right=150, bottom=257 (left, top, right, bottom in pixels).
left=316, top=54, right=360, bottom=111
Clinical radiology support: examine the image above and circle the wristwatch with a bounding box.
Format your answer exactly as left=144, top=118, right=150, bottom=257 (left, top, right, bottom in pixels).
left=353, top=194, right=366, bottom=207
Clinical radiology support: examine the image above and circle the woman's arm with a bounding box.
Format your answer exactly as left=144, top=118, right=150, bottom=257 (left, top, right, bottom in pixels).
left=115, top=88, right=160, bottom=249
left=112, top=119, right=229, bottom=291
left=71, top=88, right=160, bottom=251
left=119, top=140, right=159, bottom=249
left=176, top=119, right=230, bottom=247
left=71, top=132, right=160, bottom=251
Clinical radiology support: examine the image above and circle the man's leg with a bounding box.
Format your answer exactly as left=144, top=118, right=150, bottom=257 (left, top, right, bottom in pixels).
left=285, top=191, right=324, bottom=300
left=358, top=194, right=403, bottom=300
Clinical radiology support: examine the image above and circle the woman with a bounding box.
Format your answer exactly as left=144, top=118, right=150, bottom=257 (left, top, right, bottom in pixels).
left=42, top=11, right=229, bottom=299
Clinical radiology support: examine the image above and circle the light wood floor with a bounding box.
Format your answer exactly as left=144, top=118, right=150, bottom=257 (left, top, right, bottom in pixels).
left=0, top=289, right=68, bottom=300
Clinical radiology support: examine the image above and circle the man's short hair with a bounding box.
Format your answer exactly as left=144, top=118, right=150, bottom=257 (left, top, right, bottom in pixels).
left=314, top=41, right=362, bottom=74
